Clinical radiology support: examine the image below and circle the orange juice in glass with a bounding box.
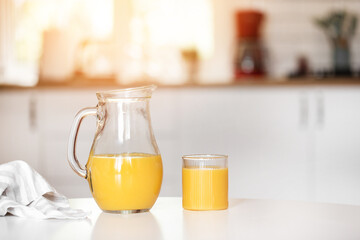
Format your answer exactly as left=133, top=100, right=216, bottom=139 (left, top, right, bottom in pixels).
left=182, top=154, right=228, bottom=210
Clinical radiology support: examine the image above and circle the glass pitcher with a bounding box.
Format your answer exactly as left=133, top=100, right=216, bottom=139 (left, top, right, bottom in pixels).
left=67, top=85, right=162, bottom=214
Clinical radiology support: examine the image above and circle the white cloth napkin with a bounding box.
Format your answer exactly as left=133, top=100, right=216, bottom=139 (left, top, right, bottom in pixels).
left=0, top=160, right=89, bottom=219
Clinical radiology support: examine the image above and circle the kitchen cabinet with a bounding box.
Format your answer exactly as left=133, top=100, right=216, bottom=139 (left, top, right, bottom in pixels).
left=178, top=87, right=309, bottom=201
left=312, top=87, right=360, bottom=205
left=35, top=89, right=98, bottom=197
left=151, top=89, right=182, bottom=196
left=0, top=91, right=39, bottom=169
left=0, top=85, right=360, bottom=205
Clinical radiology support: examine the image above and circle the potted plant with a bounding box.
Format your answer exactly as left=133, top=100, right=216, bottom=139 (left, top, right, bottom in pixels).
left=315, top=11, right=357, bottom=76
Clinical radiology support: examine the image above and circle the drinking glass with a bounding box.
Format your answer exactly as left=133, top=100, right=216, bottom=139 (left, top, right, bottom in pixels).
left=182, top=154, right=228, bottom=211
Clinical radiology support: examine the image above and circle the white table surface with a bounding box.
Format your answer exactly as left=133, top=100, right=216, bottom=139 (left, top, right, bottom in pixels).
left=1, top=197, right=360, bottom=240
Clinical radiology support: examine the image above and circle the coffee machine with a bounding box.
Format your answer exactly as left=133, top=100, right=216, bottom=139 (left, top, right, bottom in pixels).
left=234, top=10, right=266, bottom=79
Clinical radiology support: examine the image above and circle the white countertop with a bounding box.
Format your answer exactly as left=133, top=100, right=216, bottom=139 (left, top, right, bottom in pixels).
left=1, top=197, right=360, bottom=240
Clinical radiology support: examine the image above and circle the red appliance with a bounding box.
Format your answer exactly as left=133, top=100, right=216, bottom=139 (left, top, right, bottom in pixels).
left=234, top=10, right=266, bottom=79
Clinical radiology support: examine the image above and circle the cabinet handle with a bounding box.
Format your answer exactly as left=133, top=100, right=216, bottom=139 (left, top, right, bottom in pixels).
left=316, top=91, right=325, bottom=129
left=29, top=95, right=37, bottom=131
left=299, top=92, right=309, bottom=129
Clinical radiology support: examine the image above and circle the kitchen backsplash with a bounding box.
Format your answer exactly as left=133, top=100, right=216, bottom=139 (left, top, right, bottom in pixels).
left=199, top=0, right=360, bottom=83
left=259, top=0, right=360, bottom=77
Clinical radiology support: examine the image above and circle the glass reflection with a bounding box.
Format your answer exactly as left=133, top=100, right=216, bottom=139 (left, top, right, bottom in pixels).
left=92, top=212, right=163, bottom=240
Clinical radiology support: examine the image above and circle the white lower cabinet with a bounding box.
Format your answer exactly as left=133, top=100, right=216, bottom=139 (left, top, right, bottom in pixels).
left=151, top=89, right=182, bottom=197
left=0, top=90, right=39, bottom=169
left=313, top=87, right=360, bottom=205
left=0, top=85, right=360, bottom=205
left=35, top=89, right=98, bottom=197
left=178, top=87, right=309, bottom=201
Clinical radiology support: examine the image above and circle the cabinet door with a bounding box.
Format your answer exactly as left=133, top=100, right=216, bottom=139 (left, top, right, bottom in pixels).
left=179, top=87, right=310, bottom=201
left=151, top=88, right=182, bottom=196
left=232, top=88, right=310, bottom=201
left=314, top=87, right=360, bottom=205
left=0, top=90, right=39, bottom=168
left=36, top=89, right=98, bottom=197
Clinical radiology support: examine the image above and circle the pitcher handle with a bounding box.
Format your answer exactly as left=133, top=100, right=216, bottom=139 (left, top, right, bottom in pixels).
left=67, top=107, right=97, bottom=178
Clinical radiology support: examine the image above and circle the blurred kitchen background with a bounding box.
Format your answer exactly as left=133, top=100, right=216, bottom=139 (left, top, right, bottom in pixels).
left=0, top=0, right=360, bottom=205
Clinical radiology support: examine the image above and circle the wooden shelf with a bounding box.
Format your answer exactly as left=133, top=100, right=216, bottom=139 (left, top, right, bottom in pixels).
left=1, top=77, right=360, bottom=90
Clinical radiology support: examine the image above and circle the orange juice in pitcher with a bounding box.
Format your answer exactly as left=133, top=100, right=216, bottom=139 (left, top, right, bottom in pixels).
left=87, top=153, right=162, bottom=211
left=68, top=86, right=162, bottom=213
